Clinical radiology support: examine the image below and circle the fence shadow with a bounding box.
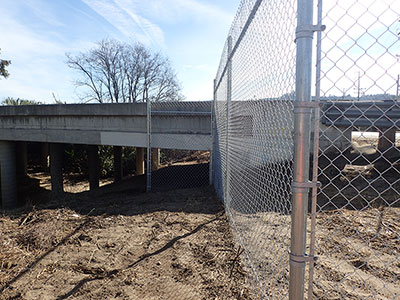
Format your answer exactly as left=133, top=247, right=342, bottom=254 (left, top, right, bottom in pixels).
left=2, top=166, right=220, bottom=219
left=151, top=163, right=209, bottom=191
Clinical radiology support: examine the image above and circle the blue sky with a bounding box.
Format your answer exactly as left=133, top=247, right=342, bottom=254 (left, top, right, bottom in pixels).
left=0, top=0, right=240, bottom=103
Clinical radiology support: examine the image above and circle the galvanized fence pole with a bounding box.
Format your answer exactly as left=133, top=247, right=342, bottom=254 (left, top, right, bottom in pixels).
left=289, top=0, right=319, bottom=298
left=146, top=97, right=151, bottom=192
left=210, top=79, right=216, bottom=185
left=225, top=35, right=232, bottom=202
left=307, top=0, right=323, bottom=298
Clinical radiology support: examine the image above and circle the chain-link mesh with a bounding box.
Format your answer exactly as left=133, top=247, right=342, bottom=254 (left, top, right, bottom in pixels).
left=213, top=0, right=297, bottom=298
left=149, top=101, right=211, bottom=192
left=312, top=0, right=400, bottom=298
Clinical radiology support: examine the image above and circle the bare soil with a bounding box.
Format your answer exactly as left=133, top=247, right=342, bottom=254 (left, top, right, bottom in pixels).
left=0, top=174, right=254, bottom=300
left=313, top=136, right=400, bottom=299
left=226, top=206, right=400, bottom=299
left=312, top=207, right=400, bottom=299
left=1, top=148, right=399, bottom=299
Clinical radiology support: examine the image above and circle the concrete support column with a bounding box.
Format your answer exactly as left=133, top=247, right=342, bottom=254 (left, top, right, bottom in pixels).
left=344, top=128, right=353, bottom=146
left=0, top=141, right=17, bottom=209
left=16, top=141, right=28, bottom=179
left=50, top=143, right=64, bottom=197
left=113, top=146, right=123, bottom=182
left=41, top=142, right=49, bottom=171
left=136, top=147, right=145, bottom=175
left=378, top=128, right=397, bottom=152
left=88, top=145, right=100, bottom=190
left=151, top=148, right=160, bottom=171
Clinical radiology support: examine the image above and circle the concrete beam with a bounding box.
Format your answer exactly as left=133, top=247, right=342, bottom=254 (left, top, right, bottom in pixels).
left=0, top=130, right=211, bottom=150
left=318, top=124, right=353, bottom=153
left=88, top=145, right=100, bottom=191
left=136, top=147, right=145, bottom=175
left=114, top=146, right=123, bottom=182
left=150, top=133, right=211, bottom=150
left=378, top=128, right=397, bottom=152
left=0, top=141, right=17, bottom=209
left=50, top=143, right=64, bottom=197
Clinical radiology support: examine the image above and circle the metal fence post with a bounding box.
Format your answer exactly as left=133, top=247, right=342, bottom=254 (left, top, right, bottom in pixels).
left=225, top=35, right=232, bottom=202
left=146, top=97, right=151, bottom=192
left=307, top=0, right=323, bottom=298
left=210, top=79, right=216, bottom=186
left=289, top=0, right=316, bottom=299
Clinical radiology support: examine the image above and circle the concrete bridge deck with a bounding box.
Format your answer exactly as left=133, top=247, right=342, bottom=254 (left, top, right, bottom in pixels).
left=0, top=100, right=398, bottom=209
left=321, top=100, right=400, bottom=128
left=319, top=100, right=400, bottom=152
left=0, top=102, right=212, bottom=150
left=0, top=101, right=212, bottom=209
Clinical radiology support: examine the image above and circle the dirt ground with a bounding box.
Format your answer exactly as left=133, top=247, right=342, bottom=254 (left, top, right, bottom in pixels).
left=0, top=174, right=254, bottom=300
left=312, top=135, right=400, bottom=299
left=1, top=143, right=399, bottom=299
left=312, top=207, right=400, bottom=300
left=225, top=206, right=400, bottom=300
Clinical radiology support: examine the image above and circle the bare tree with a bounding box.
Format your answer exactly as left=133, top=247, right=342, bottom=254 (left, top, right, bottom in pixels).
left=66, top=39, right=183, bottom=103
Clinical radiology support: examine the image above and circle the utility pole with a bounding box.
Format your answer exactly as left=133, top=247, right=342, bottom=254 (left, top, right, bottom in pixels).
left=353, top=71, right=361, bottom=100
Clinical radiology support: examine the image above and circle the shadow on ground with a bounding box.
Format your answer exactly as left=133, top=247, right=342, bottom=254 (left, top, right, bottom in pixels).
left=4, top=162, right=216, bottom=219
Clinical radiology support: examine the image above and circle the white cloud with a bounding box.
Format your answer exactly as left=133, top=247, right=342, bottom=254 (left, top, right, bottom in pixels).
left=114, top=0, right=165, bottom=46
left=131, top=0, right=233, bottom=25
left=24, top=0, right=65, bottom=27
left=1, top=17, right=63, bottom=58
left=82, top=0, right=165, bottom=47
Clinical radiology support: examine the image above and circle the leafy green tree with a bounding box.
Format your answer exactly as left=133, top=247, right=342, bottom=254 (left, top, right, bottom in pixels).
left=2, top=97, right=41, bottom=105
left=0, top=49, right=11, bottom=79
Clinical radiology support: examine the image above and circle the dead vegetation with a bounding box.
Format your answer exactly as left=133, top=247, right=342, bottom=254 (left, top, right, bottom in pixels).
left=1, top=140, right=399, bottom=299
left=0, top=181, right=254, bottom=300
left=312, top=207, right=400, bottom=299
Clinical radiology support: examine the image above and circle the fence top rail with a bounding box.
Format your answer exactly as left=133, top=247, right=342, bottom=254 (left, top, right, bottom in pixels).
left=151, top=101, right=212, bottom=113
left=322, top=100, right=400, bottom=107
left=151, top=111, right=211, bottom=116
left=214, top=0, right=263, bottom=92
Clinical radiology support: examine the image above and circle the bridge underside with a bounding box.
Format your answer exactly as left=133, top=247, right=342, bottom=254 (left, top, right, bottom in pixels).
left=0, top=102, right=212, bottom=209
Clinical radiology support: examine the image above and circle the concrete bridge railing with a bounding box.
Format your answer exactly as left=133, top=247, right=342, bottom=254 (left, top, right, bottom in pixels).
left=0, top=102, right=211, bottom=149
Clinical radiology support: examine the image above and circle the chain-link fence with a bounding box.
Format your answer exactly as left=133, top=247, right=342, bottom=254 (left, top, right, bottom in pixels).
left=148, top=101, right=211, bottom=192
left=213, top=0, right=297, bottom=298
left=310, top=0, right=400, bottom=299
left=213, top=0, right=399, bottom=299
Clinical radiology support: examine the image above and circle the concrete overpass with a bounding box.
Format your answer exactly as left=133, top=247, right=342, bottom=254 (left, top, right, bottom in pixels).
left=0, top=102, right=212, bottom=209
left=319, top=100, right=400, bottom=152
left=1, top=99, right=397, bottom=209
